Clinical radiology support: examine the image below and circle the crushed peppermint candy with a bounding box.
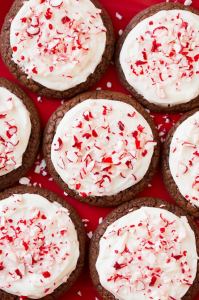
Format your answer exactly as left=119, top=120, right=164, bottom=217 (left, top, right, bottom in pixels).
left=87, top=231, right=93, bottom=239
left=184, top=0, right=192, bottom=5
left=99, top=217, right=103, bottom=224
left=116, top=12, right=123, bottom=20
left=96, top=206, right=198, bottom=300
left=77, top=291, right=82, bottom=296
left=0, top=194, right=79, bottom=298
left=118, top=29, right=123, bottom=36
left=51, top=99, right=157, bottom=197
left=19, top=177, right=30, bottom=185
left=107, top=82, right=112, bottom=88
left=10, top=0, right=106, bottom=92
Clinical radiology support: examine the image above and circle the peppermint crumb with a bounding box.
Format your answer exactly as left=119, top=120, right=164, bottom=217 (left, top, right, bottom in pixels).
left=116, top=12, right=123, bottom=20
left=148, top=184, right=152, bottom=187
left=87, top=231, right=93, bottom=239
left=49, top=177, right=53, bottom=181
left=77, top=291, right=82, bottom=296
left=161, top=138, right=165, bottom=143
left=166, top=0, right=169, bottom=2
left=160, top=204, right=166, bottom=207
left=184, top=0, right=192, bottom=5
left=61, top=100, right=65, bottom=104
left=157, top=124, right=162, bottom=130
left=64, top=192, right=68, bottom=196
left=96, top=87, right=101, bottom=90
left=99, top=217, right=103, bottom=224
left=37, top=96, right=42, bottom=102
left=129, top=208, right=133, bottom=212
left=145, top=108, right=150, bottom=113
left=19, top=177, right=30, bottom=185
left=33, top=182, right=37, bottom=187
left=150, top=114, right=154, bottom=118
left=82, top=219, right=89, bottom=223
left=159, top=131, right=165, bottom=137
left=95, top=298, right=99, bottom=300
left=118, top=29, right=123, bottom=35
left=165, top=118, right=170, bottom=123
left=107, top=82, right=112, bottom=88
left=34, top=159, right=46, bottom=174
left=39, top=183, right=42, bottom=188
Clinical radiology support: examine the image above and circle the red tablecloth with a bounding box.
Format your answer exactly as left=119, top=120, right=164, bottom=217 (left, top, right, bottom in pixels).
left=1, top=0, right=199, bottom=299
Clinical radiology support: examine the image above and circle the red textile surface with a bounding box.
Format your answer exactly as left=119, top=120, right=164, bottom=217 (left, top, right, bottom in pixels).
left=0, top=0, right=199, bottom=299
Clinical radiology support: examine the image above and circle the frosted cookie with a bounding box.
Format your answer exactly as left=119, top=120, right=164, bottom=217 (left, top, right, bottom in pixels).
left=0, top=78, right=41, bottom=191
left=115, top=3, right=199, bottom=113
left=89, top=197, right=199, bottom=300
left=0, top=186, right=86, bottom=300
left=43, top=90, right=160, bottom=207
left=1, top=0, right=114, bottom=99
left=162, top=108, right=199, bottom=217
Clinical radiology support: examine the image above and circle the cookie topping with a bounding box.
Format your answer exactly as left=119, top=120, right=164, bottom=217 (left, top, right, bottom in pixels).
left=0, top=194, right=79, bottom=298
left=96, top=207, right=198, bottom=300
left=120, top=10, right=199, bottom=105
left=0, top=88, right=31, bottom=177
left=10, top=0, right=106, bottom=91
left=169, top=111, right=199, bottom=207
left=51, top=99, right=156, bottom=197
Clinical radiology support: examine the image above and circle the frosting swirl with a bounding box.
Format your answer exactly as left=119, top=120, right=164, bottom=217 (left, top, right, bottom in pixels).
left=10, top=0, right=106, bottom=91
left=0, top=87, right=31, bottom=176
left=120, top=10, right=199, bottom=106
left=96, top=207, right=198, bottom=300
left=51, top=99, right=156, bottom=197
left=169, top=111, right=199, bottom=207
left=0, top=193, right=79, bottom=299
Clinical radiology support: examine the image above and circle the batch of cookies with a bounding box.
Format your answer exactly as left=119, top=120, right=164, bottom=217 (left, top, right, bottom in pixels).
left=0, top=0, right=199, bottom=299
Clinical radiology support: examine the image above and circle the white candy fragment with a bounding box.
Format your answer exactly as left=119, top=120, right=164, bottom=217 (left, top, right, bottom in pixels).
left=184, top=0, right=192, bottom=5
left=116, top=12, right=123, bottom=20
left=19, top=177, right=30, bottom=185
left=87, top=231, right=93, bottom=239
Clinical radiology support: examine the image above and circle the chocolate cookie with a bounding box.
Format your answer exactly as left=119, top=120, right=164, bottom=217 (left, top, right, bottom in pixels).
left=0, top=77, right=41, bottom=191
left=115, top=2, right=199, bottom=113
left=43, top=90, right=160, bottom=207
left=89, top=197, right=199, bottom=300
left=0, top=185, right=86, bottom=300
left=1, top=0, right=115, bottom=99
left=162, top=108, right=199, bottom=218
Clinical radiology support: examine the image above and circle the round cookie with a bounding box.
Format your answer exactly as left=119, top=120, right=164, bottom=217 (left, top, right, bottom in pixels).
left=43, top=90, right=160, bottom=207
left=89, top=197, right=199, bottom=300
left=162, top=108, right=199, bottom=218
left=0, top=185, right=86, bottom=300
left=115, top=2, right=199, bottom=113
left=1, top=0, right=115, bottom=99
left=0, top=78, right=41, bottom=191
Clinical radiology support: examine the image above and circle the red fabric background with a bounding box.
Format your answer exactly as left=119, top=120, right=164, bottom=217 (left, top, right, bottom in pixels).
left=1, top=0, right=199, bottom=299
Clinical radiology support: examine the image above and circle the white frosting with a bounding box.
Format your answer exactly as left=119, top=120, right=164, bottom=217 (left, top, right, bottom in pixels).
left=10, top=0, right=106, bottom=91
left=0, top=193, right=79, bottom=299
left=0, top=87, right=31, bottom=176
left=51, top=99, right=156, bottom=197
left=96, top=207, right=198, bottom=300
left=120, top=10, right=199, bottom=106
left=169, top=111, right=199, bottom=207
